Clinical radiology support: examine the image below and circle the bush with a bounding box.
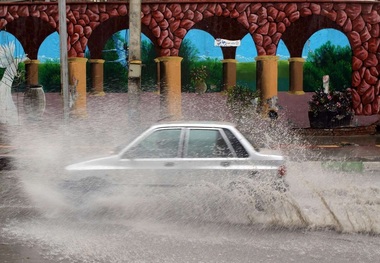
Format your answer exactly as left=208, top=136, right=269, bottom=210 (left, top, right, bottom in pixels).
left=38, top=59, right=61, bottom=92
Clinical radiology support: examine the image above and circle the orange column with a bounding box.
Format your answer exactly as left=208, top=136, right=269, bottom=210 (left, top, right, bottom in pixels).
left=89, top=59, right=105, bottom=96
left=68, top=57, right=88, bottom=117
left=25, top=59, right=40, bottom=86
left=156, top=56, right=183, bottom=120
left=222, top=59, right=237, bottom=91
left=288, top=57, right=305, bottom=95
left=255, top=55, right=279, bottom=113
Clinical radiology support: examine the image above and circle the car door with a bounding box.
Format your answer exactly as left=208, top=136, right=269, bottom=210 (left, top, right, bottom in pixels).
left=114, top=128, right=185, bottom=186
left=175, top=128, right=248, bottom=185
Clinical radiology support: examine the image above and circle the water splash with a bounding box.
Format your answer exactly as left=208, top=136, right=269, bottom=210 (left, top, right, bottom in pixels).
left=1, top=93, right=379, bottom=262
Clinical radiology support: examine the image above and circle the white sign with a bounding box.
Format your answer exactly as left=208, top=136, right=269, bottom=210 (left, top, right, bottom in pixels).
left=214, top=38, right=241, bottom=47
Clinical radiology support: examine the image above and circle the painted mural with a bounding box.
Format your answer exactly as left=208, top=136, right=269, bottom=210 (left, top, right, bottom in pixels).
left=0, top=1, right=379, bottom=116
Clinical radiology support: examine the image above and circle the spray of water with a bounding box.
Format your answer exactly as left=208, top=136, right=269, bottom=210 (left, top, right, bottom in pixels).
left=1, top=93, right=379, bottom=262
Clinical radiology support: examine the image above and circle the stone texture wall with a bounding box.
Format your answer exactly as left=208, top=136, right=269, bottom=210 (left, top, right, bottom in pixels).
left=0, top=1, right=379, bottom=116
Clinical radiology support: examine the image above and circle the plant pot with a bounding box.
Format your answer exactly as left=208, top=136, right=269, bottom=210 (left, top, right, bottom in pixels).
left=23, top=85, right=46, bottom=121
left=195, top=81, right=207, bottom=94
left=308, top=111, right=352, bottom=129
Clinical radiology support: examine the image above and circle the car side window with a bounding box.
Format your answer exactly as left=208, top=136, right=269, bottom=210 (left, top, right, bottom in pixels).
left=123, top=129, right=181, bottom=158
left=185, top=129, right=233, bottom=158
left=223, top=128, right=249, bottom=158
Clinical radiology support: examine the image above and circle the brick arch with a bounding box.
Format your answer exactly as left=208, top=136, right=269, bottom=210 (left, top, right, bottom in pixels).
left=88, top=16, right=156, bottom=59
left=87, top=16, right=129, bottom=59
left=251, top=2, right=380, bottom=115
left=0, top=8, right=57, bottom=60
left=189, top=16, right=249, bottom=59
left=282, top=15, right=344, bottom=57
left=141, top=3, right=253, bottom=57
left=66, top=3, right=128, bottom=57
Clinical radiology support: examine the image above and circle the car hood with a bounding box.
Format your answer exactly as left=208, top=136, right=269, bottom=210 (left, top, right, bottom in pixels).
left=65, top=155, right=120, bottom=171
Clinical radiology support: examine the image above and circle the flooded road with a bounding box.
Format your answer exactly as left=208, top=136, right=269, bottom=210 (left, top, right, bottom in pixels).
left=1, top=164, right=379, bottom=263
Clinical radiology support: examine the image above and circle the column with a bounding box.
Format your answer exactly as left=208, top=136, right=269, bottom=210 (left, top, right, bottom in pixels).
left=156, top=56, right=183, bottom=120
left=154, top=58, right=160, bottom=92
left=89, top=59, right=105, bottom=96
left=255, top=55, right=279, bottom=113
left=68, top=57, right=88, bottom=117
left=25, top=59, right=40, bottom=86
left=222, top=59, right=237, bottom=91
left=288, top=57, right=305, bottom=95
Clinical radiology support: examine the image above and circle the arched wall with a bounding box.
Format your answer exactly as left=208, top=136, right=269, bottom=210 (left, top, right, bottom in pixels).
left=0, top=1, right=378, bottom=115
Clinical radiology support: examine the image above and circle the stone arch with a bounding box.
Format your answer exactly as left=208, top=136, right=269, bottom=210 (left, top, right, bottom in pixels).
left=141, top=3, right=252, bottom=57
left=2, top=16, right=55, bottom=59
left=236, top=33, right=258, bottom=60
left=87, top=16, right=156, bottom=59
left=282, top=14, right=344, bottom=57
left=190, top=16, right=249, bottom=59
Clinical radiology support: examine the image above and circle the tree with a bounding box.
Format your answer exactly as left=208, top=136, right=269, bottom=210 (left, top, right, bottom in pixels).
left=141, top=40, right=157, bottom=91
left=304, top=41, right=352, bottom=92
left=102, top=32, right=128, bottom=92
left=38, top=59, right=61, bottom=92
left=179, top=38, right=200, bottom=92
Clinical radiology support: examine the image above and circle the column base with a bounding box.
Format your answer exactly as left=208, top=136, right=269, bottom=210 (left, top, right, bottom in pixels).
left=89, top=91, right=106, bottom=96
left=288, top=90, right=305, bottom=95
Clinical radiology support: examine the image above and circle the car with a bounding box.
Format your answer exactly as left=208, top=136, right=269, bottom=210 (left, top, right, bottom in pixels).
left=65, top=122, right=287, bottom=190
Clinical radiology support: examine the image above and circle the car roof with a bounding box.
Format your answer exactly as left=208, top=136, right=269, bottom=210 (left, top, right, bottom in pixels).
left=150, top=121, right=237, bottom=129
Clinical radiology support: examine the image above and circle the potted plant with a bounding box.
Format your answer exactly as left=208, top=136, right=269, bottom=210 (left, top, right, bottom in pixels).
left=190, top=65, right=208, bottom=94
left=308, top=87, right=354, bottom=128
left=225, top=85, right=261, bottom=125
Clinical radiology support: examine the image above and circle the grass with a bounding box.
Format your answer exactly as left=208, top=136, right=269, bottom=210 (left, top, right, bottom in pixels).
left=237, top=60, right=290, bottom=91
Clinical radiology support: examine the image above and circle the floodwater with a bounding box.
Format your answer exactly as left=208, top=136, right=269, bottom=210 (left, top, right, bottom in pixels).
left=1, top=96, right=380, bottom=262
left=1, top=162, right=379, bottom=263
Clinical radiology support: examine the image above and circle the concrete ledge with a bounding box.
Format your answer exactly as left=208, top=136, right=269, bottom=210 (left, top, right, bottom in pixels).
left=294, top=124, right=378, bottom=136
left=322, top=161, right=364, bottom=173
left=317, top=161, right=380, bottom=173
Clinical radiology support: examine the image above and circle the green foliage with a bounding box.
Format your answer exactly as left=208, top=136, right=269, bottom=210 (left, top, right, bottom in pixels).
left=38, top=59, right=61, bottom=92
left=180, top=38, right=201, bottom=92
left=141, top=40, right=157, bottom=91
left=201, top=58, right=222, bottom=92
left=236, top=61, right=289, bottom=91
left=278, top=60, right=289, bottom=92
left=103, top=62, right=128, bottom=92
left=190, top=65, right=207, bottom=84
left=236, top=62, right=256, bottom=89
left=225, top=84, right=260, bottom=124
left=304, top=41, right=352, bottom=92
left=102, top=33, right=158, bottom=92
left=103, top=32, right=128, bottom=92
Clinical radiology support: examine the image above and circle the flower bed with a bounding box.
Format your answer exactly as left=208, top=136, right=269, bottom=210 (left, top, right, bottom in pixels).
left=308, top=88, right=354, bottom=129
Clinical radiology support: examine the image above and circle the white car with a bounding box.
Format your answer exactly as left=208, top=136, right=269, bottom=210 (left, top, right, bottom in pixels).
left=65, top=122, right=287, bottom=190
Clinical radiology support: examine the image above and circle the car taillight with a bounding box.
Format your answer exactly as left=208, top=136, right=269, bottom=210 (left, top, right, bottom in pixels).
left=278, top=165, right=286, bottom=177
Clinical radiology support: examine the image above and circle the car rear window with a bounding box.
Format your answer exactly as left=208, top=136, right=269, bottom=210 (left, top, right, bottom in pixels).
left=223, top=128, right=249, bottom=158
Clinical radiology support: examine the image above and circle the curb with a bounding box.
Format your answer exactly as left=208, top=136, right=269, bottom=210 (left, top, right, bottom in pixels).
left=320, top=161, right=380, bottom=173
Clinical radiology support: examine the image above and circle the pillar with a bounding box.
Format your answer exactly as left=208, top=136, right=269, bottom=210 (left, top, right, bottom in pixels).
left=222, top=59, right=237, bottom=91
left=288, top=57, right=305, bottom=95
left=25, top=59, right=39, bottom=86
left=255, top=55, right=279, bottom=113
left=68, top=57, right=88, bottom=117
left=154, top=58, right=160, bottom=92
left=89, top=59, right=105, bottom=96
left=156, top=56, right=183, bottom=120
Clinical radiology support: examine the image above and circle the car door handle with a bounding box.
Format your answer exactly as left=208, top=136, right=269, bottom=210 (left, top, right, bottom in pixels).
left=164, top=162, right=175, bottom=167
left=220, top=161, right=230, bottom=167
